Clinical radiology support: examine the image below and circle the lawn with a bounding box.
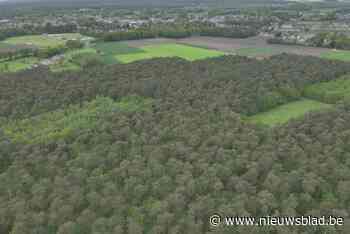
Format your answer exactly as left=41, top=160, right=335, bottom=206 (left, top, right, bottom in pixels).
left=320, top=50, right=350, bottom=62
left=115, top=44, right=225, bottom=63
left=248, top=99, right=332, bottom=126
left=4, top=33, right=87, bottom=49
left=303, top=76, right=350, bottom=103
left=0, top=57, right=38, bottom=73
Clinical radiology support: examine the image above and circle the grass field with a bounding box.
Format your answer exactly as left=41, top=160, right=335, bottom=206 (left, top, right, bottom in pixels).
left=4, top=33, right=88, bottom=49
left=321, top=50, right=350, bottom=62
left=248, top=99, right=332, bottom=126
left=0, top=57, right=38, bottom=73
left=304, top=76, right=350, bottom=103
left=94, top=42, right=144, bottom=65
left=115, top=44, right=225, bottom=63
left=94, top=42, right=143, bottom=55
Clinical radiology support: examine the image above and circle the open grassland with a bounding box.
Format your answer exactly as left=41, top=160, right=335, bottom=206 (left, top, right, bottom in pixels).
left=304, top=76, right=350, bottom=103
left=321, top=50, right=350, bottom=62
left=0, top=57, right=38, bottom=73
left=94, top=42, right=144, bottom=65
left=4, top=33, right=88, bottom=49
left=115, top=43, right=225, bottom=63
left=94, top=42, right=143, bottom=55
left=248, top=99, right=332, bottom=126
left=2, top=96, right=152, bottom=144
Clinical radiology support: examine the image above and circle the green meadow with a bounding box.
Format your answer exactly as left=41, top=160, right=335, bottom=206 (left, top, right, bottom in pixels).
left=115, top=43, right=225, bottom=63
left=93, top=42, right=143, bottom=65
left=321, top=50, right=350, bottom=62
left=248, top=99, right=332, bottom=126
left=303, top=76, right=350, bottom=103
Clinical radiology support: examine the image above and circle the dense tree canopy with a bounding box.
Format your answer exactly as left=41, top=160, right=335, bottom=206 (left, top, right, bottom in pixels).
left=1, top=54, right=350, bottom=234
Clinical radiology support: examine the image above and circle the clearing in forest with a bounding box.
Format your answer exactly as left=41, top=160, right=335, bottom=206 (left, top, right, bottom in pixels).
left=303, top=76, right=350, bottom=103
left=115, top=43, right=225, bottom=63
left=248, top=99, right=332, bottom=126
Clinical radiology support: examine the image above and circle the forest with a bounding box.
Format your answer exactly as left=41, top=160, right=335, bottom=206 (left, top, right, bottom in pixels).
left=100, top=23, right=259, bottom=42
left=1, top=53, right=350, bottom=234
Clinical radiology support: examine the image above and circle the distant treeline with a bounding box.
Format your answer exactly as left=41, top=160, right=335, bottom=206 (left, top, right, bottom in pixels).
left=98, top=25, right=258, bottom=42
left=268, top=32, right=350, bottom=50
left=0, top=24, right=77, bottom=41
left=0, top=40, right=84, bottom=62
left=308, top=32, right=350, bottom=50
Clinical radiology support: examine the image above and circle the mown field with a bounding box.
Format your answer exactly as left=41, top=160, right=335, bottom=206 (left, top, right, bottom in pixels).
left=248, top=99, right=332, bottom=126
left=115, top=43, right=225, bottom=63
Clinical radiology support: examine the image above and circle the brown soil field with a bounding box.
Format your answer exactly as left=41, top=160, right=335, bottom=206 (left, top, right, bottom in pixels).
left=126, top=36, right=333, bottom=58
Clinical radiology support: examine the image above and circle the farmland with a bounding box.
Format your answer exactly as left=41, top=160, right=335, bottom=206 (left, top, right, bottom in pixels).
left=0, top=35, right=342, bottom=74
left=115, top=43, right=225, bottom=63
left=175, top=36, right=333, bottom=58
left=93, top=42, right=142, bottom=64
left=4, top=33, right=90, bottom=49
left=248, top=99, right=332, bottom=126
